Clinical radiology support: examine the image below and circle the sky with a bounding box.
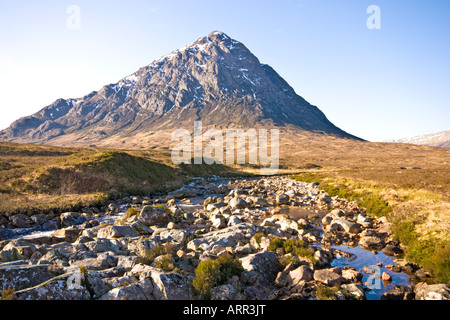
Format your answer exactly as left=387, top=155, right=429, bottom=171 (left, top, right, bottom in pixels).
left=0, top=0, right=449, bottom=142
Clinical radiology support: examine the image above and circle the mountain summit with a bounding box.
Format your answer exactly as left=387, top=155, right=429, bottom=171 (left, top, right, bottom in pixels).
left=0, top=31, right=359, bottom=147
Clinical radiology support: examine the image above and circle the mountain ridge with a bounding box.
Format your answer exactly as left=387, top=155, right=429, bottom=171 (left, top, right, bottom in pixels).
left=0, top=31, right=361, bottom=147
left=386, top=130, right=450, bottom=148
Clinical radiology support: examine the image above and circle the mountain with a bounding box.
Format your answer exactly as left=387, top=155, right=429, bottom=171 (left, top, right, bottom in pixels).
left=386, top=130, right=450, bottom=148
left=0, top=31, right=360, bottom=147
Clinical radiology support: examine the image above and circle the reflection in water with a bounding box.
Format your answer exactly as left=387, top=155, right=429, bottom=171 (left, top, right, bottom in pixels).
left=331, top=244, right=412, bottom=300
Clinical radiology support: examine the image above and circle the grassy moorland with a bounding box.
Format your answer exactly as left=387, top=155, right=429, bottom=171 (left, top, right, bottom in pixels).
left=277, top=132, right=450, bottom=284
left=1, top=131, right=449, bottom=284
left=0, top=142, right=245, bottom=216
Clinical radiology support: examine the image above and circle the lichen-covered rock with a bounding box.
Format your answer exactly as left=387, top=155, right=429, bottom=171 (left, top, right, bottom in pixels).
left=313, top=268, right=346, bottom=286
left=414, top=282, right=450, bottom=300
left=239, top=251, right=283, bottom=284
left=187, top=223, right=255, bottom=251
left=138, top=206, right=170, bottom=226
left=14, top=272, right=91, bottom=300
left=99, top=279, right=154, bottom=300
left=97, top=225, right=139, bottom=239
left=0, top=263, right=58, bottom=291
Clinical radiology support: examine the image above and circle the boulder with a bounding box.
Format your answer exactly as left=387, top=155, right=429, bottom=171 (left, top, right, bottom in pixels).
left=329, top=219, right=362, bottom=234
left=60, top=212, right=83, bottom=228
left=227, top=216, right=242, bottom=226
left=0, top=263, right=57, bottom=291
left=250, top=197, right=269, bottom=207
left=288, top=265, right=314, bottom=285
left=187, top=224, right=255, bottom=251
left=14, top=272, right=91, bottom=300
left=85, top=238, right=128, bottom=255
left=99, top=280, right=154, bottom=300
left=210, top=214, right=227, bottom=229
left=229, top=197, right=248, bottom=209
left=52, top=227, right=81, bottom=243
left=342, top=268, right=363, bottom=282
left=0, top=240, right=37, bottom=262
left=313, top=268, right=346, bottom=286
left=414, top=282, right=450, bottom=300
left=381, top=285, right=415, bottom=300
left=341, top=283, right=366, bottom=300
left=356, top=214, right=372, bottom=228
left=138, top=206, right=170, bottom=226
left=97, top=225, right=139, bottom=239
left=313, top=249, right=333, bottom=267
left=239, top=251, right=283, bottom=284
left=128, top=238, right=158, bottom=257
left=359, top=235, right=385, bottom=250
left=275, top=194, right=290, bottom=205
left=153, top=228, right=191, bottom=247
left=9, top=214, right=34, bottom=228
left=71, top=252, right=118, bottom=270
left=381, top=244, right=404, bottom=256
left=127, top=264, right=192, bottom=300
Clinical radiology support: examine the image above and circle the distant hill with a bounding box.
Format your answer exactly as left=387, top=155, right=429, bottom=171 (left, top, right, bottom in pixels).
left=386, top=130, right=450, bottom=148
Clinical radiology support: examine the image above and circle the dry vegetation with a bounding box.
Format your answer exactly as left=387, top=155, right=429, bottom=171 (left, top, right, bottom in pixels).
left=1, top=129, right=449, bottom=282
left=0, top=142, right=245, bottom=215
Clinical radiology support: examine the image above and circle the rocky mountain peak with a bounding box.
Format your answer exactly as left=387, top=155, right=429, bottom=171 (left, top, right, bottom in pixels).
left=0, top=31, right=359, bottom=146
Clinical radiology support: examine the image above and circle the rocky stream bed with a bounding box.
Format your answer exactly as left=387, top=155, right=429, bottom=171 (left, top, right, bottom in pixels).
left=1, top=176, right=449, bottom=300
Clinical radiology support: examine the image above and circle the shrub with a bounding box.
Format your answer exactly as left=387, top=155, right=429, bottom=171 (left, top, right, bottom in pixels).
left=268, top=238, right=316, bottom=263
left=267, top=238, right=284, bottom=252
left=252, top=232, right=266, bottom=245
left=192, top=254, right=243, bottom=299
left=316, top=285, right=354, bottom=300
left=153, top=253, right=175, bottom=272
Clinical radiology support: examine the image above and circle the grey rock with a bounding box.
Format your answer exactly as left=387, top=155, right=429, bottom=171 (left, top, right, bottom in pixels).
left=341, top=283, right=366, bottom=300
left=187, top=223, right=255, bottom=251
left=10, top=214, right=34, bottom=228
left=138, top=206, right=170, bottom=226
left=60, top=212, right=82, bottom=228
left=97, top=225, right=139, bottom=239
left=0, top=263, right=57, bottom=291
left=359, top=235, right=385, bottom=250
left=240, top=251, right=283, bottom=284
left=414, top=282, right=450, bottom=300
left=381, top=285, right=414, bottom=300
left=313, top=268, right=346, bottom=286
left=229, top=197, right=248, bottom=209
left=276, top=194, right=290, bottom=205
left=288, top=265, right=314, bottom=285
left=330, top=218, right=362, bottom=234
left=14, top=272, right=91, bottom=300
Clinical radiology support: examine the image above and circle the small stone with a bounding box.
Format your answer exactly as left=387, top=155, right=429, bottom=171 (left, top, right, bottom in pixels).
left=382, top=272, right=392, bottom=282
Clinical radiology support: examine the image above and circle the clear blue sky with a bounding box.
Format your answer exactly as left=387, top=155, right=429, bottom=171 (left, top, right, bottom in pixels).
left=1, top=0, right=449, bottom=141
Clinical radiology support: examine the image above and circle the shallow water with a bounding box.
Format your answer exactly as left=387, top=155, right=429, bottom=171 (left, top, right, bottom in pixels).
left=331, top=244, right=412, bottom=300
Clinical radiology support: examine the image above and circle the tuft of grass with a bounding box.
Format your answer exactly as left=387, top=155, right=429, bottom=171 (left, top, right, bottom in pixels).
left=192, top=254, right=244, bottom=299
left=138, top=243, right=175, bottom=266
left=0, top=287, right=15, bottom=300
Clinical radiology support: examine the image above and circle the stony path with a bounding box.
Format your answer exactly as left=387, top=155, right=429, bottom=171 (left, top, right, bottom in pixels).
left=1, top=176, right=448, bottom=300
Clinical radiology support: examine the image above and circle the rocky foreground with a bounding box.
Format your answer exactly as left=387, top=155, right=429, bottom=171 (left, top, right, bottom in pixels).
left=1, top=176, right=449, bottom=300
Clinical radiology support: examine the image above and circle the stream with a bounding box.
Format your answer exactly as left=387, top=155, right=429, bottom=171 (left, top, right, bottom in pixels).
left=2, top=176, right=415, bottom=300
